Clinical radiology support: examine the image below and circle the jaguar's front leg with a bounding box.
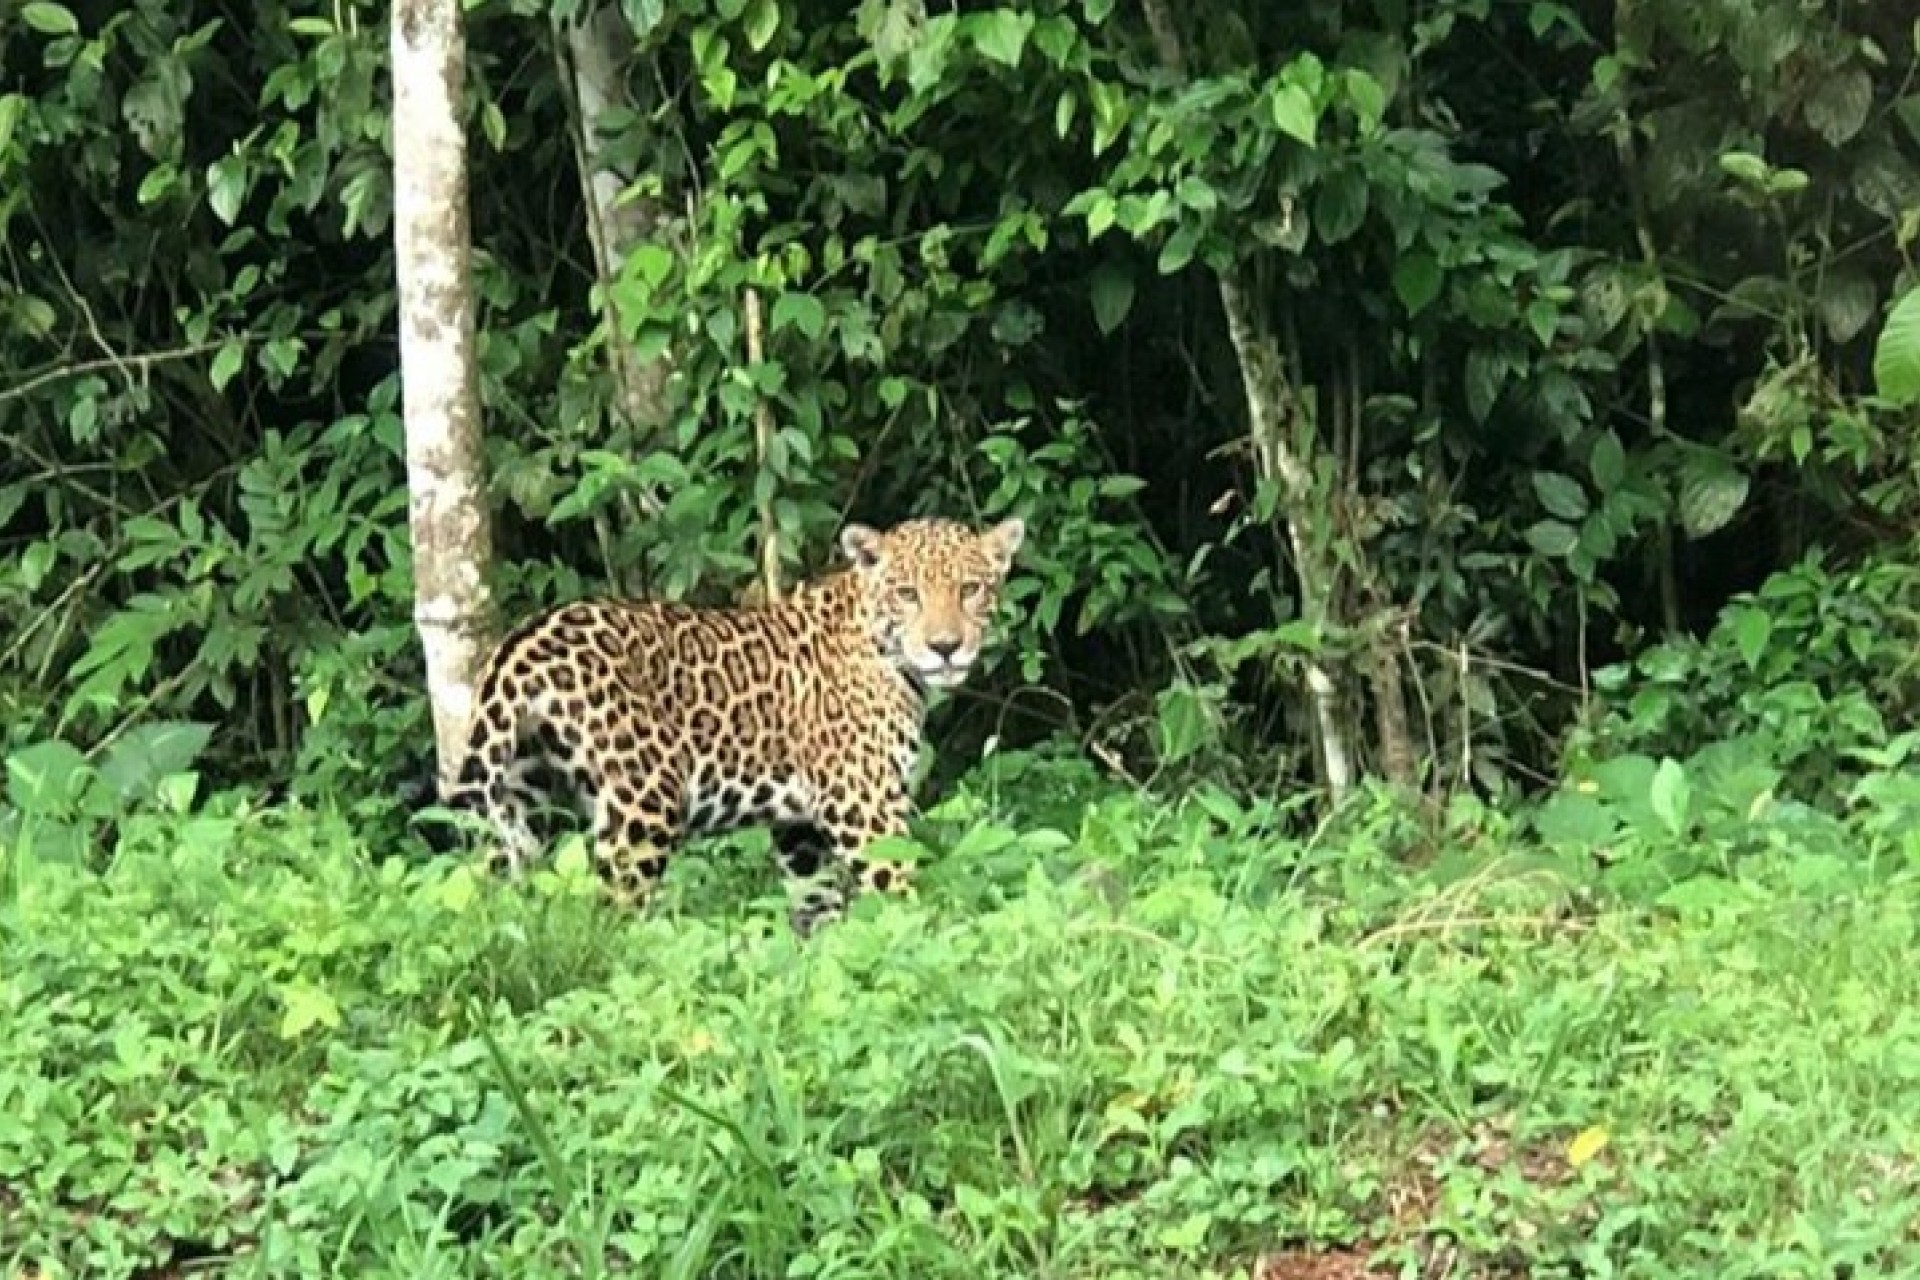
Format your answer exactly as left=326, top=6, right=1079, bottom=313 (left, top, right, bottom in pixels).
left=818, top=784, right=917, bottom=904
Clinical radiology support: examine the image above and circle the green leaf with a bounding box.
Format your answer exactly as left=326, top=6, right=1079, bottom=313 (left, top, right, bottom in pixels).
left=1590, top=430, right=1626, bottom=493
left=622, top=0, right=666, bottom=37
left=1465, top=347, right=1507, bottom=422
left=1525, top=519, right=1578, bottom=557
left=278, top=983, right=342, bottom=1039
left=627, top=243, right=675, bottom=290
left=1269, top=84, right=1318, bottom=147
left=211, top=340, right=245, bottom=391
left=22, top=2, right=79, bottom=35
left=1804, top=68, right=1873, bottom=146
left=1155, top=682, right=1214, bottom=766
left=1730, top=605, right=1772, bottom=671
left=1678, top=464, right=1749, bottom=538
left=1817, top=271, right=1876, bottom=345
left=1532, top=471, right=1589, bottom=521
left=0, top=94, right=25, bottom=157
left=1533, top=790, right=1619, bottom=847
left=1090, top=261, right=1134, bottom=335
left=6, top=740, right=93, bottom=817
left=1874, top=287, right=1920, bottom=405
left=1393, top=252, right=1442, bottom=317
left=439, top=864, right=479, bottom=913
left=770, top=292, right=826, bottom=340
left=96, top=721, right=214, bottom=806
left=970, top=10, right=1034, bottom=67
left=744, top=0, right=780, bottom=50
left=1157, top=223, right=1201, bottom=275
left=1311, top=168, right=1367, bottom=245
left=1649, top=757, right=1690, bottom=836
left=207, top=155, right=247, bottom=225
left=1343, top=68, right=1386, bottom=131
left=1717, top=150, right=1769, bottom=184
left=137, top=164, right=179, bottom=206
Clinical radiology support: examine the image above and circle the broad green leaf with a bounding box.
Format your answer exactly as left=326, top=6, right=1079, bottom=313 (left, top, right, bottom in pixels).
left=1525, top=519, right=1578, bottom=557
left=627, top=243, right=675, bottom=290
left=439, top=864, right=479, bottom=913
left=1090, top=261, right=1134, bottom=335
left=278, top=983, right=342, bottom=1039
left=970, top=10, right=1034, bottom=67
left=770, top=292, right=826, bottom=340
left=1874, top=286, right=1920, bottom=405
left=1312, top=168, right=1367, bottom=245
left=743, top=0, right=780, bottom=50
left=622, top=0, right=666, bottom=37
left=1590, top=430, right=1626, bottom=492
left=1393, top=252, right=1442, bottom=316
left=211, top=340, right=245, bottom=391
left=1730, top=605, right=1772, bottom=671
left=1157, top=223, right=1201, bottom=275
left=1532, top=471, right=1588, bottom=521
left=1465, top=347, right=1508, bottom=422
left=1156, top=682, right=1214, bottom=765
left=6, top=740, right=93, bottom=816
left=1533, top=791, right=1619, bottom=846
left=1343, top=68, right=1386, bottom=131
left=1678, top=464, right=1749, bottom=538
left=1269, top=84, right=1317, bottom=147
left=1818, top=271, right=1877, bottom=345
left=1649, top=757, right=1691, bottom=836
left=22, top=2, right=79, bottom=35
left=1805, top=69, right=1873, bottom=146
left=207, top=155, right=247, bottom=224
left=96, top=721, right=214, bottom=805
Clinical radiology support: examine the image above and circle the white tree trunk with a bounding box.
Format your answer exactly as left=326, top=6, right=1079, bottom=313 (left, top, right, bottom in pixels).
left=564, top=4, right=672, bottom=434
left=392, top=0, right=499, bottom=793
left=1139, top=0, right=1356, bottom=802
left=561, top=4, right=674, bottom=593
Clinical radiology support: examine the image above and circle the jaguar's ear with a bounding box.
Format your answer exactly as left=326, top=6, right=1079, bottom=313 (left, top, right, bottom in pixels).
left=840, top=523, right=886, bottom=570
left=982, top=516, right=1025, bottom=569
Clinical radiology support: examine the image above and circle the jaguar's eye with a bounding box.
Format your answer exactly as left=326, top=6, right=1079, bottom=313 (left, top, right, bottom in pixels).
left=961, top=581, right=989, bottom=602
left=893, top=584, right=920, bottom=606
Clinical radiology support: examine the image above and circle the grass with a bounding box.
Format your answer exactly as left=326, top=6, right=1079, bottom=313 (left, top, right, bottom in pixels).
left=4, top=749, right=1920, bottom=1278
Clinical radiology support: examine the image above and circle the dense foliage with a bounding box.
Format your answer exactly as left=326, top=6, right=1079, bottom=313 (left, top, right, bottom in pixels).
left=8, top=754, right=1920, bottom=1277
left=6, top=2, right=1920, bottom=1274
left=4, top=0, right=1917, bottom=801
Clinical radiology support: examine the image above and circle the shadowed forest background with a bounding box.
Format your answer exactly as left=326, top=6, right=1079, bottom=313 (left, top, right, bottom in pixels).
left=4, top=1, right=1920, bottom=1277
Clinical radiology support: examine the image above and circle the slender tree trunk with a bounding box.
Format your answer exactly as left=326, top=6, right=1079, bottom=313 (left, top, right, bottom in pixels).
left=559, top=4, right=672, bottom=594
left=1138, top=0, right=1357, bottom=801
left=1217, top=280, right=1355, bottom=799
left=743, top=287, right=783, bottom=604
left=392, top=0, right=499, bottom=793
left=562, top=4, right=672, bottom=430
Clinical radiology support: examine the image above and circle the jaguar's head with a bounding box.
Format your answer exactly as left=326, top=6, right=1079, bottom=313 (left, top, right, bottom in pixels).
left=841, top=516, right=1026, bottom=689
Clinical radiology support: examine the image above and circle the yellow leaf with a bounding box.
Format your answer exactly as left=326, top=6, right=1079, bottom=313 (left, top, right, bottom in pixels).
left=1566, top=1124, right=1610, bottom=1168
left=439, top=865, right=478, bottom=914
left=278, top=984, right=341, bottom=1040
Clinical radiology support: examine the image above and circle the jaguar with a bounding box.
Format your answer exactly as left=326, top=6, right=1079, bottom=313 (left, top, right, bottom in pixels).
left=439, top=515, right=1025, bottom=933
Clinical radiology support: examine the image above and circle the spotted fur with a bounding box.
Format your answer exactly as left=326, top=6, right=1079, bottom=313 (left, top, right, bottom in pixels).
left=442, top=516, right=1025, bottom=933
